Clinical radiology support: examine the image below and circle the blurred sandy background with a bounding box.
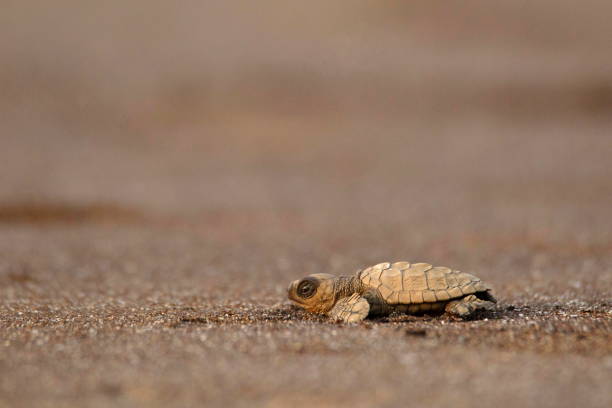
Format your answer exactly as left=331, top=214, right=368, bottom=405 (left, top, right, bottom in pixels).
left=2, top=0, right=611, bottom=215
left=1, top=1, right=611, bottom=407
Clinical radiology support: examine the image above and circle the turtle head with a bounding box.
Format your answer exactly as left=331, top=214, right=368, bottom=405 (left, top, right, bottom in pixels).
left=287, top=273, right=337, bottom=314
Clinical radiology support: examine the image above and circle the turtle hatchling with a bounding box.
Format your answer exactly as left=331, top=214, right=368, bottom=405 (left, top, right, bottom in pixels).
left=287, top=261, right=496, bottom=323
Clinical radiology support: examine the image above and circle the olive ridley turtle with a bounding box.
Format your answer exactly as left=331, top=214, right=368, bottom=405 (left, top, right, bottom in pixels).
left=288, top=261, right=496, bottom=323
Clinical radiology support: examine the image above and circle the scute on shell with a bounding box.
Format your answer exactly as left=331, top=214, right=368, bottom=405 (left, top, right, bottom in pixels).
left=358, top=261, right=491, bottom=305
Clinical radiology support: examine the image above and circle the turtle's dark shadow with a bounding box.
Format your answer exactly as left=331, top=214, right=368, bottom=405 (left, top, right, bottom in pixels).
left=366, top=304, right=511, bottom=323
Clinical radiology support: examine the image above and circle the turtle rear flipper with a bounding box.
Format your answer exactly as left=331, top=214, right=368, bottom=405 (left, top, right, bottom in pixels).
left=445, top=294, right=495, bottom=319
left=329, top=294, right=370, bottom=323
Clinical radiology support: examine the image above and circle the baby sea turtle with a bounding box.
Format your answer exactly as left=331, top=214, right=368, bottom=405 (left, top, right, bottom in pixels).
left=287, top=261, right=496, bottom=323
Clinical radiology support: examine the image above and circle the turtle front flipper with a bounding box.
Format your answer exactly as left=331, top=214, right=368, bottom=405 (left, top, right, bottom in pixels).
left=329, top=294, right=370, bottom=323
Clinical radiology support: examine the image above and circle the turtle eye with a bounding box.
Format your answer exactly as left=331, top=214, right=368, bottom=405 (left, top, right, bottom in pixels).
left=297, top=279, right=317, bottom=299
